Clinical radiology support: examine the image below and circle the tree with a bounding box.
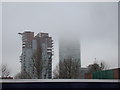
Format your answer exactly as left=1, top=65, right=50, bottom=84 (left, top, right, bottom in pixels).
left=87, top=60, right=108, bottom=73
left=1, top=64, right=11, bottom=77
left=31, top=49, right=43, bottom=79
left=14, top=71, right=31, bottom=79
left=100, top=61, right=108, bottom=70
left=87, top=62, right=101, bottom=73
left=14, top=72, right=21, bottom=79
left=53, top=57, right=80, bottom=79
left=53, top=65, right=59, bottom=79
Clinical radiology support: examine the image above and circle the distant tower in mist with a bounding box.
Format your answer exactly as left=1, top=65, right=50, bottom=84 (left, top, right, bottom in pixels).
left=59, top=36, right=81, bottom=78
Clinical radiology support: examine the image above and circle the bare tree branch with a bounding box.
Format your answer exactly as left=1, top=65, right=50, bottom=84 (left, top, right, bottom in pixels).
left=87, top=60, right=109, bottom=73
left=14, top=71, right=31, bottom=79
left=100, top=61, right=108, bottom=70
left=31, top=49, right=44, bottom=79
left=54, top=57, right=80, bottom=79
left=53, top=65, right=59, bottom=79
left=1, top=64, right=11, bottom=77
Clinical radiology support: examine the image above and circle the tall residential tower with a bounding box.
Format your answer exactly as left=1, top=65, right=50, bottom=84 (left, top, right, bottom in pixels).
left=19, top=31, right=53, bottom=79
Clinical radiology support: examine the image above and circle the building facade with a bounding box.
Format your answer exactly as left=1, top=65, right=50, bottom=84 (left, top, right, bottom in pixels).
left=85, top=68, right=120, bottom=79
left=79, top=68, right=88, bottom=79
left=19, top=31, right=53, bottom=79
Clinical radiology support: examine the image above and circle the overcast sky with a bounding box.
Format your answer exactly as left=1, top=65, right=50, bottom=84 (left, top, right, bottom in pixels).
left=2, top=2, right=118, bottom=76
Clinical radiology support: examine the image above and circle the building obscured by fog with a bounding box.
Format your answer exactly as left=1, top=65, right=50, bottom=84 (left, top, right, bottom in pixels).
left=59, top=36, right=81, bottom=78
left=2, top=2, right=118, bottom=76
left=59, top=36, right=81, bottom=63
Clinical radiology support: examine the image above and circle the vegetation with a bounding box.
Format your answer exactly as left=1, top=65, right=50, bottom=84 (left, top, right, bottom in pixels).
left=87, top=60, right=108, bottom=73
left=53, top=57, right=80, bottom=79
left=0, top=64, right=11, bottom=78
left=14, top=71, right=31, bottom=79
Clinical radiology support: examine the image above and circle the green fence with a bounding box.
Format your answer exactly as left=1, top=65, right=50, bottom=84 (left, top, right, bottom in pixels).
left=92, top=70, right=114, bottom=79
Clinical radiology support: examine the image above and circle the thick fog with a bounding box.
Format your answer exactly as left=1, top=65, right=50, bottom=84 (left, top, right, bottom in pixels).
left=2, top=2, right=118, bottom=76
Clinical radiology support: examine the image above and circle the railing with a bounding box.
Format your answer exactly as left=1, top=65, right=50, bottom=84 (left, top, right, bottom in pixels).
left=0, top=79, right=119, bottom=83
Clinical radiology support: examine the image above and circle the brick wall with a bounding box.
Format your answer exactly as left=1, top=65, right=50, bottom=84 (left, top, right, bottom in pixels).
left=85, top=73, right=92, bottom=79
left=113, top=68, right=120, bottom=79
